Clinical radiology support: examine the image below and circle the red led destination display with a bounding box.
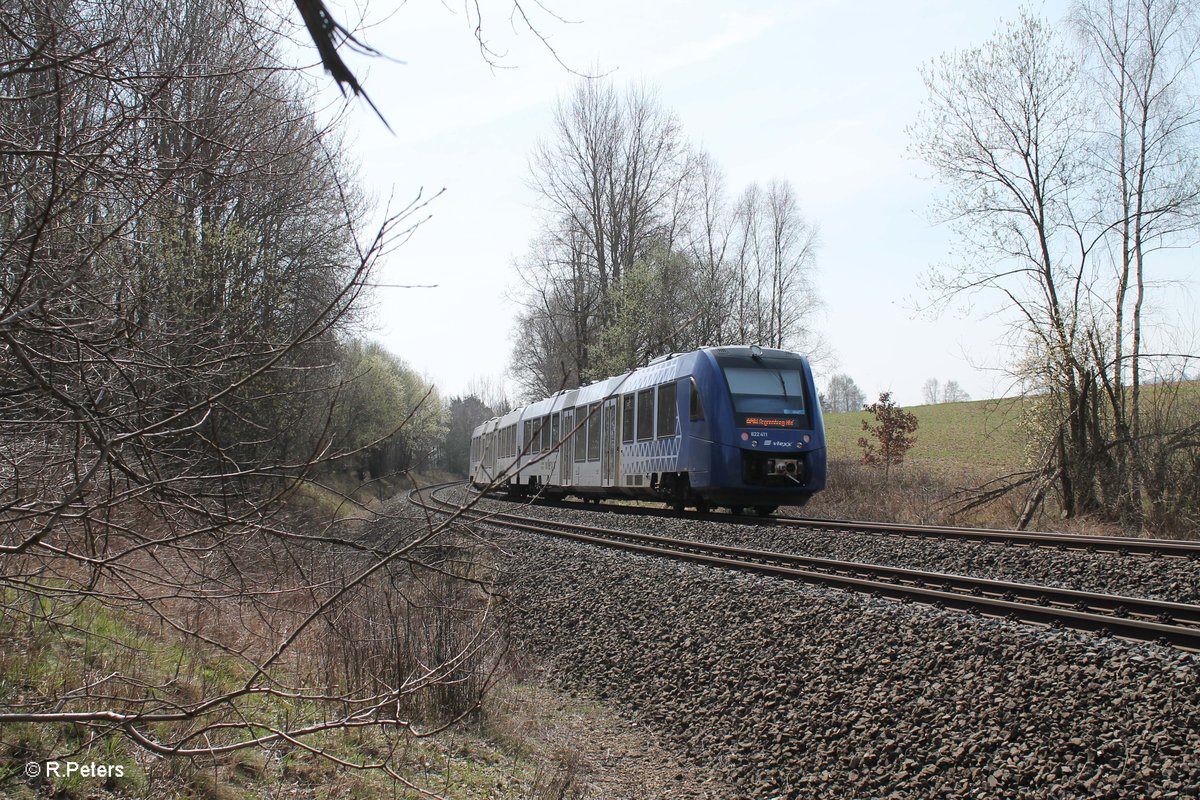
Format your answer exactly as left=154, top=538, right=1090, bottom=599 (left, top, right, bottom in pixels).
left=739, top=415, right=798, bottom=428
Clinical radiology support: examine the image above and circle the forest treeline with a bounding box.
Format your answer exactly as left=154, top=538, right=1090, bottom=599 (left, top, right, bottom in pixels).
left=0, top=0, right=443, bottom=526
left=0, top=0, right=460, bottom=789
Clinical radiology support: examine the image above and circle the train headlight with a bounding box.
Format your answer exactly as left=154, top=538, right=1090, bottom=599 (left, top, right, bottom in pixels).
left=803, top=434, right=811, bottom=444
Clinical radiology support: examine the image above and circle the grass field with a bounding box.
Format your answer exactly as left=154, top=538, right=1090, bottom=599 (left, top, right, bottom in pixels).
left=822, top=396, right=1029, bottom=471
left=812, top=396, right=1035, bottom=529
left=815, top=382, right=1198, bottom=533
left=823, top=381, right=1200, bottom=472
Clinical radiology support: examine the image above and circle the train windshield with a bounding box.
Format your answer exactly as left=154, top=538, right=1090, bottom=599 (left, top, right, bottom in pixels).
left=717, top=354, right=810, bottom=428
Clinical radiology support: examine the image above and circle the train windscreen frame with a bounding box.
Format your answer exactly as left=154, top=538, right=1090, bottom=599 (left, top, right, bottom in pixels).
left=715, top=353, right=811, bottom=429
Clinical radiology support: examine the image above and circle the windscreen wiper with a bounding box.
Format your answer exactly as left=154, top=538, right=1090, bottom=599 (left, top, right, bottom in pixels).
left=774, top=367, right=789, bottom=400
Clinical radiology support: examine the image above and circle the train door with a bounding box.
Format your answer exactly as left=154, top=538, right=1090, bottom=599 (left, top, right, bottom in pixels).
left=549, top=412, right=560, bottom=482
left=601, top=397, right=618, bottom=487
left=560, top=408, right=573, bottom=485
left=482, top=431, right=494, bottom=482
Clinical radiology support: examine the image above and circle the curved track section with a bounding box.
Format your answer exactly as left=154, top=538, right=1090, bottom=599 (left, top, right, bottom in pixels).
left=414, top=482, right=1200, bottom=652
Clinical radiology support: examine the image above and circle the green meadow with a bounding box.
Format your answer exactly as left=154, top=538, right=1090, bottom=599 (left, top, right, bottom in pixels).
left=822, top=397, right=1029, bottom=471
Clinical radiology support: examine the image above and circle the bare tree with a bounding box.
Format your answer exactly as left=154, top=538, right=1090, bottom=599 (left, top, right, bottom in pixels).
left=731, top=181, right=766, bottom=346
left=509, top=223, right=602, bottom=397
left=914, top=3, right=1200, bottom=530
left=727, top=180, right=825, bottom=356
left=942, top=380, right=971, bottom=403
left=528, top=79, right=685, bottom=313
left=517, top=79, right=828, bottom=389
left=912, top=10, right=1101, bottom=520
left=1072, top=0, right=1200, bottom=517
left=764, top=180, right=822, bottom=350
left=681, top=150, right=736, bottom=346
left=922, top=377, right=969, bottom=404
left=516, top=79, right=689, bottom=391
left=465, top=374, right=514, bottom=416
left=922, top=378, right=942, bottom=405
left=825, top=373, right=867, bottom=413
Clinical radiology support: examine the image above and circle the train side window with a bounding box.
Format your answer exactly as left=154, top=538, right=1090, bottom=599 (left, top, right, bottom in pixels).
left=689, top=377, right=705, bottom=421
left=587, top=402, right=601, bottom=460
left=551, top=413, right=560, bottom=448
left=657, top=382, right=677, bottom=438
left=541, top=415, right=551, bottom=453
left=574, top=407, right=587, bottom=463
left=636, top=388, right=655, bottom=441
left=522, top=420, right=530, bottom=454
left=621, top=394, right=635, bottom=444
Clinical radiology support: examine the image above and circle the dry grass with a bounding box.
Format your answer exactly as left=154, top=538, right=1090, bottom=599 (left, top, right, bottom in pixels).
left=802, top=458, right=1153, bottom=536
left=1, top=496, right=511, bottom=798
left=802, top=458, right=1018, bottom=528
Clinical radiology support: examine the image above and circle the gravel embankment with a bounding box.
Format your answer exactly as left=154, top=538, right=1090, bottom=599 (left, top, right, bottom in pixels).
left=491, top=527, right=1200, bottom=799
left=465, top=493, right=1200, bottom=605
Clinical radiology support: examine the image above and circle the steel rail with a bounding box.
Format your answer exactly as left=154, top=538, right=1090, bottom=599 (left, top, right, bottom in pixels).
left=415, top=483, right=1200, bottom=652
left=488, top=492, right=1200, bottom=559
left=773, top=516, right=1200, bottom=559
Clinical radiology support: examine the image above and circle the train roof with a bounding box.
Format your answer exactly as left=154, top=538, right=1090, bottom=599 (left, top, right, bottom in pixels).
left=700, top=345, right=807, bottom=360
left=473, top=346, right=810, bottom=437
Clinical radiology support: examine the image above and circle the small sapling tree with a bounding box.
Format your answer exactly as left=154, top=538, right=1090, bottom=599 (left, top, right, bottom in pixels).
left=858, top=392, right=919, bottom=478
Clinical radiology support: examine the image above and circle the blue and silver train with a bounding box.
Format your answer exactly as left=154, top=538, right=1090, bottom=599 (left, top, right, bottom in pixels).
left=468, top=345, right=826, bottom=514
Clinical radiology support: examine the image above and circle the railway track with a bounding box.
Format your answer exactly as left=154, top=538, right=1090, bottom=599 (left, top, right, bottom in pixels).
left=413, top=482, right=1200, bottom=652
left=493, top=492, right=1200, bottom=559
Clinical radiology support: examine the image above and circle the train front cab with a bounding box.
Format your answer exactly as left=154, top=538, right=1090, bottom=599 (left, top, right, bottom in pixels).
left=686, top=347, right=826, bottom=511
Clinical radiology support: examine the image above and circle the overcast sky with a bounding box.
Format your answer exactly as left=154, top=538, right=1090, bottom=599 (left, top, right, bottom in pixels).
left=319, top=0, right=1195, bottom=406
